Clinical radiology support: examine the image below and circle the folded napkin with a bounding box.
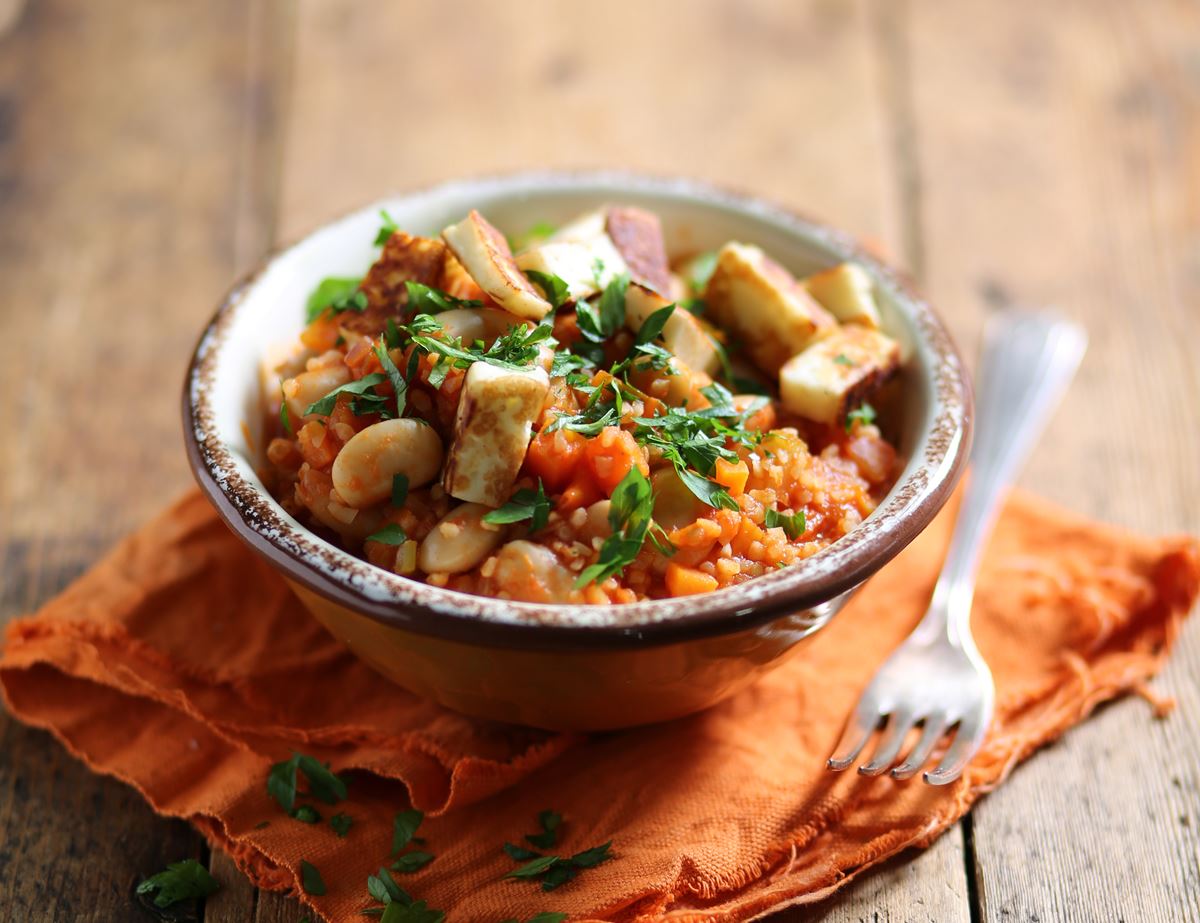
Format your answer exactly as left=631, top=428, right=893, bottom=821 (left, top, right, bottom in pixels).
left=1, top=489, right=1196, bottom=921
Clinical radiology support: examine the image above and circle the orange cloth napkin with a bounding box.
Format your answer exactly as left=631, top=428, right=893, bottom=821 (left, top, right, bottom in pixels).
left=1, top=489, right=1196, bottom=922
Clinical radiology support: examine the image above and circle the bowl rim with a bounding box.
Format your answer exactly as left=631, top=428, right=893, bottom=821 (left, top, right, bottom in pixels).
left=183, top=170, right=972, bottom=652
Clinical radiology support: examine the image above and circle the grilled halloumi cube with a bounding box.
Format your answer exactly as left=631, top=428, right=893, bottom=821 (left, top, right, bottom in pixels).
left=349, top=232, right=447, bottom=333
left=442, top=211, right=552, bottom=321
left=703, top=243, right=836, bottom=374
left=442, top=362, right=550, bottom=506
left=624, top=283, right=721, bottom=377
left=515, top=239, right=620, bottom=303
left=605, top=206, right=672, bottom=295
left=779, top=325, right=901, bottom=425
left=803, top=262, right=881, bottom=328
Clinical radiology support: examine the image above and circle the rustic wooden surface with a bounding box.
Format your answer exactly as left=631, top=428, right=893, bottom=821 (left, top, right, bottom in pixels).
left=0, top=0, right=1195, bottom=921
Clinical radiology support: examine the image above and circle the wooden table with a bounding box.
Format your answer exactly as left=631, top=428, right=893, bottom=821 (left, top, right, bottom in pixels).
left=1, top=1, right=1197, bottom=920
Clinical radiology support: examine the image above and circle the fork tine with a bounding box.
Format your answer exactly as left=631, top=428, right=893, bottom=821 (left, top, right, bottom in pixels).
left=858, top=708, right=916, bottom=776
left=924, top=712, right=988, bottom=785
left=890, top=714, right=949, bottom=780
left=827, top=705, right=878, bottom=771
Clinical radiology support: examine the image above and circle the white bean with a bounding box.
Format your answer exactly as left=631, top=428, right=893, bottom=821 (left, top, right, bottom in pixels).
left=331, top=419, right=443, bottom=508
left=492, top=540, right=576, bottom=603
left=282, top=364, right=351, bottom=420
left=417, top=503, right=504, bottom=574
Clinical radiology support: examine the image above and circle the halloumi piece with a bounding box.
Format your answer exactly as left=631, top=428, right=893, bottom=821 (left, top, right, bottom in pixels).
left=442, top=211, right=552, bottom=321
left=515, top=240, right=619, bottom=304
left=605, top=206, right=671, bottom=295
left=442, top=362, right=550, bottom=506
left=349, top=231, right=447, bottom=333
left=624, top=283, right=721, bottom=377
left=779, top=325, right=901, bottom=425
left=704, top=243, right=836, bottom=374
left=803, top=262, right=881, bottom=328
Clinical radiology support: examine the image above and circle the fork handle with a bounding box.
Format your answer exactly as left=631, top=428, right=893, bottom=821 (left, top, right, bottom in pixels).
left=921, top=311, right=1087, bottom=644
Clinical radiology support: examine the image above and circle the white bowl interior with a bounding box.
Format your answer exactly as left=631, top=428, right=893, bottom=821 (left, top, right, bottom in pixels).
left=193, top=173, right=958, bottom=625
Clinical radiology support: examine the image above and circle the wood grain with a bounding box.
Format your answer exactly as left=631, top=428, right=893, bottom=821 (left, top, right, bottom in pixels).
left=903, top=0, right=1200, bottom=919
left=0, top=0, right=284, bottom=920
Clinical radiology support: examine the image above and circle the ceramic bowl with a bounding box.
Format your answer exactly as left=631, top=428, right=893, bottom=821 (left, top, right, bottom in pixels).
left=184, top=172, right=972, bottom=731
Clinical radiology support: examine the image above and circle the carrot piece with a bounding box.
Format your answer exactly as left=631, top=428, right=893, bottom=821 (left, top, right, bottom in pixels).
left=583, top=428, right=649, bottom=497
left=557, top=470, right=602, bottom=512
left=714, top=458, right=750, bottom=497
left=665, top=562, right=719, bottom=596
left=524, top=428, right=586, bottom=492
left=299, top=312, right=341, bottom=352
left=296, top=421, right=341, bottom=470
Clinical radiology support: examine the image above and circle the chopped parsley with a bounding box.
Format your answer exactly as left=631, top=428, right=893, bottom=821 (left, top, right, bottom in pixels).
left=374, top=209, right=399, bottom=245
left=375, top=342, right=409, bottom=418
left=407, top=314, right=554, bottom=376
left=305, top=276, right=363, bottom=323
left=577, top=272, right=629, bottom=342
left=764, top=507, right=806, bottom=540
left=330, top=812, right=354, bottom=837
left=576, top=467, right=653, bottom=587
left=483, top=481, right=554, bottom=533
left=292, top=804, right=322, bottom=824
left=391, top=851, right=434, bottom=873
left=687, top=250, right=718, bottom=293
left=366, top=524, right=407, bottom=545
left=525, top=809, right=563, bottom=849
left=279, top=385, right=292, bottom=435
left=392, top=809, right=424, bottom=854
left=525, top=270, right=571, bottom=309
left=845, top=402, right=877, bottom=432
left=136, top=860, right=220, bottom=909
left=391, top=473, right=409, bottom=508
left=834, top=353, right=856, bottom=366
left=503, top=844, right=614, bottom=892
left=300, top=859, right=326, bottom=896
left=404, top=280, right=482, bottom=314
left=267, top=752, right=348, bottom=815
left=303, top=373, right=389, bottom=418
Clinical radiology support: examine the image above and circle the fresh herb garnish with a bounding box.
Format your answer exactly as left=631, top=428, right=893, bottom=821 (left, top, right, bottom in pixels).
left=408, top=316, right=555, bottom=375
left=405, top=280, right=482, bottom=314
left=305, top=276, right=363, bottom=323
left=525, top=270, right=570, bottom=309
left=292, top=804, right=322, bottom=824
left=303, top=373, right=389, bottom=418
left=512, top=220, right=557, bottom=251
left=376, top=342, right=409, bottom=418
left=764, top=507, right=806, bottom=540
left=136, top=859, right=220, bottom=909
left=330, top=812, right=354, bottom=837
left=374, top=209, right=399, bottom=246
left=300, top=860, right=326, bottom=896
left=635, top=304, right=674, bottom=346
left=687, top=251, right=718, bottom=293
left=391, top=473, right=409, bottom=508
left=267, top=752, right=347, bottom=815
left=280, top=385, right=293, bottom=435
left=366, top=524, right=408, bottom=545
left=576, top=467, right=653, bottom=587
left=503, top=842, right=542, bottom=862
left=525, top=809, right=563, bottom=849
left=483, top=481, right=554, bottom=533
left=845, top=402, right=877, bottom=432
left=577, top=272, right=629, bottom=342
left=505, top=855, right=560, bottom=880
left=392, top=809, right=424, bottom=855
left=391, top=851, right=434, bottom=873
left=834, top=353, right=856, bottom=367
left=367, top=866, right=412, bottom=907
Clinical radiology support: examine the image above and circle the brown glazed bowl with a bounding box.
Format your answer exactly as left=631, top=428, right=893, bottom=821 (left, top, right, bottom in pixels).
left=184, top=172, right=972, bottom=731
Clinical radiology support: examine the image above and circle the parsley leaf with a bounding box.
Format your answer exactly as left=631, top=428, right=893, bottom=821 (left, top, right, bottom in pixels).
left=366, top=524, right=407, bottom=545
left=577, top=272, right=629, bottom=342
left=376, top=342, right=408, bottom=419
left=330, top=813, right=353, bottom=837
left=304, top=373, right=388, bottom=417
left=576, top=466, right=653, bottom=587
left=635, top=304, right=675, bottom=346
left=846, top=402, right=877, bottom=432
left=279, top=385, right=293, bottom=435
left=292, top=804, right=322, bottom=824
left=687, top=251, right=718, bottom=293
left=391, top=851, right=434, bottom=873
left=524, top=808, right=562, bottom=849
left=764, top=507, right=806, bottom=540
left=503, top=842, right=541, bottom=862
left=568, top=841, right=613, bottom=869
left=305, top=276, right=363, bottom=324
left=368, top=866, right=412, bottom=906
left=834, top=353, right=856, bottom=367
left=136, top=859, right=220, bottom=909
left=505, top=855, right=560, bottom=880
left=267, top=752, right=347, bottom=814
left=391, top=473, right=409, bottom=508
left=483, top=481, right=554, bottom=532
left=525, top=270, right=570, bottom=309
left=392, top=809, right=424, bottom=855
left=405, top=280, right=482, bottom=314
left=300, top=860, right=326, bottom=896
left=539, top=864, right=577, bottom=891
left=375, top=209, right=399, bottom=246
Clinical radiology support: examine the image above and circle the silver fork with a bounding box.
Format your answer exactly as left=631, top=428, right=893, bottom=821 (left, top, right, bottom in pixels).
left=828, top=310, right=1087, bottom=784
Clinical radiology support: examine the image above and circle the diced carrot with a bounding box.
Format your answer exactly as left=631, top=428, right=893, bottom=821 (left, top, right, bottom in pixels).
left=299, top=312, right=341, bottom=352
left=558, top=470, right=602, bottom=512
left=665, top=562, right=719, bottom=596
left=297, top=420, right=341, bottom=470
left=583, top=427, right=649, bottom=497
left=524, top=428, right=586, bottom=492
left=735, top=395, right=777, bottom=432
left=552, top=312, right=584, bottom=350
left=344, top=337, right=383, bottom=379
left=714, top=457, right=750, bottom=497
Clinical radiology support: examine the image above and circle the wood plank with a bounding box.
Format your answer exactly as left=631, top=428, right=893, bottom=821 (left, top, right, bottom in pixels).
left=904, top=0, right=1200, bottom=919
left=0, top=0, right=285, bottom=919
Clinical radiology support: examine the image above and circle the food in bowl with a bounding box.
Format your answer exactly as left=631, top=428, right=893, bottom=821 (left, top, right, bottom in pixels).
left=259, top=205, right=904, bottom=605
